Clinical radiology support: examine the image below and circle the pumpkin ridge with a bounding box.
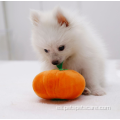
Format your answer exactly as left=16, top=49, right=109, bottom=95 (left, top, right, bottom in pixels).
left=62, top=71, right=68, bottom=99
left=56, top=70, right=65, bottom=99
left=57, top=71, right=60, bottom=98
left=55, top=71, right=60, bottom=99
left=63, top=71, right=73, bottom=99
left=66, top=71, right=74, bottom=99
left=71, top=73, right=80, bottom=99
left=43, top=71, right=50, bottom=98
left=53, top=70, right=58, bottom=98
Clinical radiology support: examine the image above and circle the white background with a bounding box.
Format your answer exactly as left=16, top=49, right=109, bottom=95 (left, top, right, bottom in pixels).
left=0, top=1, right=120, bottom=60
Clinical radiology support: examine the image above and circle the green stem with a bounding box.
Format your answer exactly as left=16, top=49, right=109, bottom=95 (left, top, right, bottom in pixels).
left=57, top=62, right=68, bottom=71
left=57, top=62, right=63, bottom=70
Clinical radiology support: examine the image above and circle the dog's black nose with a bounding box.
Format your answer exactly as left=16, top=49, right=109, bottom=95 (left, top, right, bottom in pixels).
left=52, top=60, right=59, bottom=65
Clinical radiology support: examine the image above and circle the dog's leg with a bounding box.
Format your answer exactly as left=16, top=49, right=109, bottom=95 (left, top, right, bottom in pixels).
left=82, top=61, right=106, bottom=96
left=82, top=87, right=91, bottom=95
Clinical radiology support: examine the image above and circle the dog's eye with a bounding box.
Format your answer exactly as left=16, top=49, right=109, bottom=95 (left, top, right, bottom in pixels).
left=58, top=45, right=65, bottom=51
left=44, top=49, right=48, bottom=53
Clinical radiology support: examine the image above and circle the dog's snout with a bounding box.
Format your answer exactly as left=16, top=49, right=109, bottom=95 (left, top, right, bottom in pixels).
left=52, top=60, right=59, bottom=65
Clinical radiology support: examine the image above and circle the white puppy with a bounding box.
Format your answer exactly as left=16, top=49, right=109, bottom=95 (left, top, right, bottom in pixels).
left=30, top=7, right=107, bottom=96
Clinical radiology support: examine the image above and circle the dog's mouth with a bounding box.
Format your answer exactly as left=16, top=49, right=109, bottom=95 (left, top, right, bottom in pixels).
left=51, top=55, right=72, bottom=66
left=52, top=60, right=60, bottom=65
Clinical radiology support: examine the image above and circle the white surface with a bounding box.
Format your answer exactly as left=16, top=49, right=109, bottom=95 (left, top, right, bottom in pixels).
left=81, top=1, right=120, bottom=59
left=42, top=1, right=80, bottom=11
left=0, top=60, right=120, bottom=119
left=0, top=1, right=9, bottom=60
left=0, top=1, right=5, bottom=30
left=4, top=1, right=40, bottom=60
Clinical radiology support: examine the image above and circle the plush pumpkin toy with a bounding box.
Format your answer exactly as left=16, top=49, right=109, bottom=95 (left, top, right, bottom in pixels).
left=32, top=62, right=85, bottom=100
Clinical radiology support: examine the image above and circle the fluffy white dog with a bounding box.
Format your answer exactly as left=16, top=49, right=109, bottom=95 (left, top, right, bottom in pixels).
left=30, top=7, right=107, bottom=96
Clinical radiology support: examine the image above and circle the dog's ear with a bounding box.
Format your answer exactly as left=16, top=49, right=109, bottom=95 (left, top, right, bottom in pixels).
left=55, top=7, right=69, bottom=27
left=30, top=10, right=40, bottom=26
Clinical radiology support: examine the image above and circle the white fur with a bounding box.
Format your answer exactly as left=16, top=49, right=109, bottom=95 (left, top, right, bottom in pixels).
left=30, top=7, right=107, bottom=96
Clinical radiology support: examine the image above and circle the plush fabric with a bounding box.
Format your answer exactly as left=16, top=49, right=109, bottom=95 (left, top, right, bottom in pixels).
left=33, top=69, right=85, bottom=99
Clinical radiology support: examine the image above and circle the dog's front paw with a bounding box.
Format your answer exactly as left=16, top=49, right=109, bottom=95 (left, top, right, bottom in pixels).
left=91, top=88, right=106, bottom=96
left=82, top=87, right=91, bottom=95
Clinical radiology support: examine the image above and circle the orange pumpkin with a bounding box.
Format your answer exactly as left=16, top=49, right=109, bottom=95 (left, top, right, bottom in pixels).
left=32, top=62, right=85, bottom=100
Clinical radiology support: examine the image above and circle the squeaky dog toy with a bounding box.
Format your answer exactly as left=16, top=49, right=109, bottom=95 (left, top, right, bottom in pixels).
left=32, top=62, right=85, bottom=100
